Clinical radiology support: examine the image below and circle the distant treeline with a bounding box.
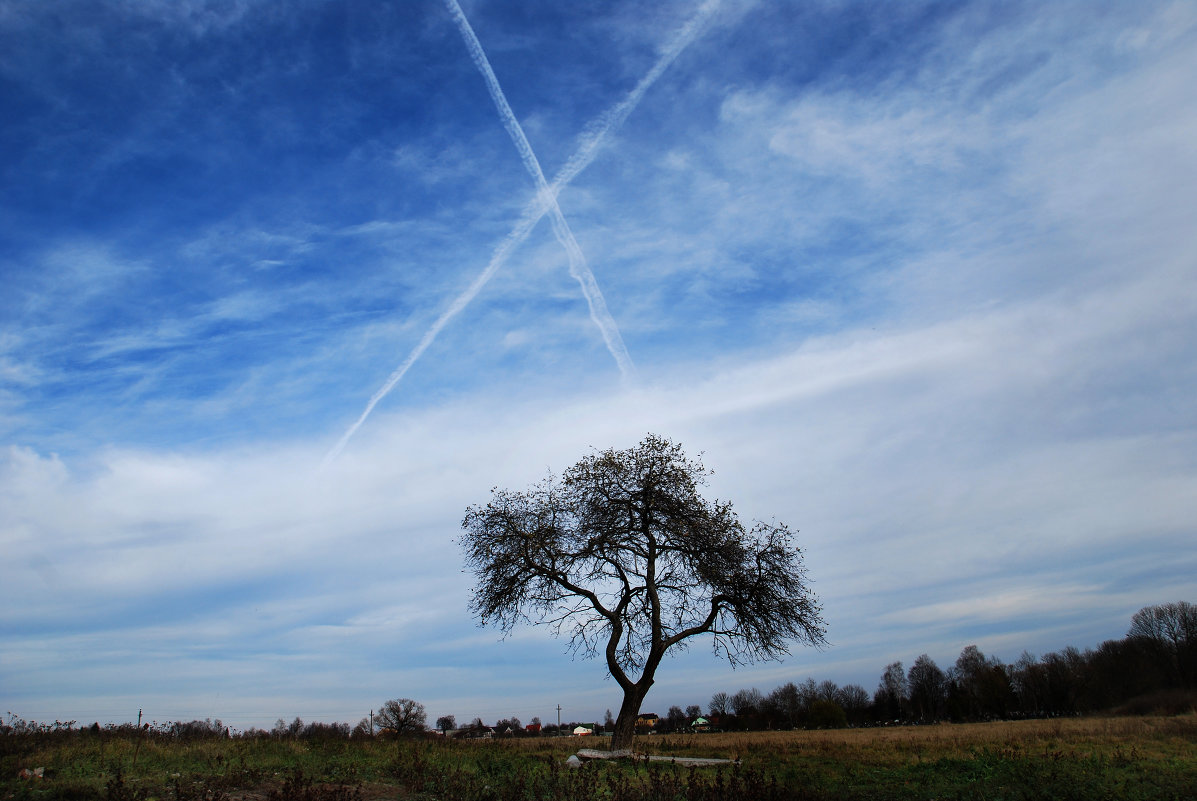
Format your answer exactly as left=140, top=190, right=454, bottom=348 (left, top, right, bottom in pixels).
left=4, top=602, right=1192, bottom=742
left=693, top=600, right=1196, bottom=731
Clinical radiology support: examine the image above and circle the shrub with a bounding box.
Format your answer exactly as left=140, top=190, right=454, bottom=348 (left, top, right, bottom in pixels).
left=806, top=700, right=847, bottom=730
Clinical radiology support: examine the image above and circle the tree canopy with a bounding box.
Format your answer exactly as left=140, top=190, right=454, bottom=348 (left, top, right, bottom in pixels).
left=460, top=433, right=826, bottom=748
left=376, top=698, right=425, bottom=738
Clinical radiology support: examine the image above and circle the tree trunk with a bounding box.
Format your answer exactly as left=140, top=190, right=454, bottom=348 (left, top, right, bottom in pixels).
left=611, top=684, right=649, bottom=750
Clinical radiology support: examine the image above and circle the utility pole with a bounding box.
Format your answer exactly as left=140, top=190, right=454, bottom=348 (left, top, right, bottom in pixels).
left=556, top=704, right=561, bottom=734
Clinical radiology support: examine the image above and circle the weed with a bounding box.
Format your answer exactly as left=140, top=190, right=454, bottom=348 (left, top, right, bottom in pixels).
left=265, top=768, right=362, bottom=801
left=104, top=768, right=150, bottom=801
left=3, top=716, right=1196, bottom=800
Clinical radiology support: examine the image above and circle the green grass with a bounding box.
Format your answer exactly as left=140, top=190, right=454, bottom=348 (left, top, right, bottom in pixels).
left=3, top=715, right=1196, bottom=800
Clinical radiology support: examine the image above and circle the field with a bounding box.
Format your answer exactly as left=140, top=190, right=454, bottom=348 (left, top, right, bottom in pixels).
left=4, top=715, right=1196, bottom=800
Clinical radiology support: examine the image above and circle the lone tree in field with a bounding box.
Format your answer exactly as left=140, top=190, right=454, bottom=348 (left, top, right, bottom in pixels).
left=376, top=698, right=426, bottom=738
left=460, top=434, right=826, bottom=749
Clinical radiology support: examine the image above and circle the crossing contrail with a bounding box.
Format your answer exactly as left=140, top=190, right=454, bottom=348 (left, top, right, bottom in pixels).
left=443, top=0, right=636, bottom=381
left=323, top=0, right=720, bottom=465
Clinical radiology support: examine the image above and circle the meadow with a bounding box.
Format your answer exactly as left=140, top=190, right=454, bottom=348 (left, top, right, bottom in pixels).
left=3, top=715, right=1196, bottom=800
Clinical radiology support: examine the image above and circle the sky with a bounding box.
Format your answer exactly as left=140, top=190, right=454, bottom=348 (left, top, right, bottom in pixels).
left=2, top=0, right=1196, bottom=731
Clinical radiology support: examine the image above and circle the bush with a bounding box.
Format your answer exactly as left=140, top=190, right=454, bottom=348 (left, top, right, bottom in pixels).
left=806, top=700, right=847, bottom=729
left=1111, top=690, right=1197, bottom=716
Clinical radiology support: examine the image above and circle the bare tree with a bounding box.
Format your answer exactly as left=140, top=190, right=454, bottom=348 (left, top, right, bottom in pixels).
left=709, top=692, right=730, bottom=717
left=461, top=434, right=826, bottom=749
left=875, top=661, right=907, bottom=721
left=435, top=715, right=456, bottom=735
left=835, top=684, right=871, bottom=725
left=1129, top=602, right=1196, bottom=648
left=1129, top=601, right=1197, bottom=687
left=731, top=687, right=763, bottom=717
left=949, top=645, right=1012, bottom=720
left=376, top=698, right=426, bottom=738
left=907, top=654, right=946, bottom=721
left=798, top=677, right=819, bottom=709
left=767, top=681, right=802, bottom=728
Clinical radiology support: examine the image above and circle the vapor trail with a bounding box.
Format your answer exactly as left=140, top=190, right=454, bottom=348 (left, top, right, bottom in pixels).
left=324, top=1, right=719, bottom=465
left=444, top=0, right=639, bottom=379
left=552, top=0, right=721, bottom=193
left=323, top=210, right=542, bottom=467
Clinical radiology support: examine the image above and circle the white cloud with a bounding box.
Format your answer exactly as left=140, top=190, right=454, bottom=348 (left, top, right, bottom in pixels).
left=4, top=0, right=1196, bottom=728
left=5, top=227, right=1195, bottom=716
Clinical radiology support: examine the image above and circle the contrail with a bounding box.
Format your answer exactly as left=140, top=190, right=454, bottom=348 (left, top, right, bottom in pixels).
left=443, top=0, right=636, bottom=380
left=324, top=0, right=720, bottom=465
left=323, top=208, right=543, bottom=467
left=551, top=0, right=721, bottom=194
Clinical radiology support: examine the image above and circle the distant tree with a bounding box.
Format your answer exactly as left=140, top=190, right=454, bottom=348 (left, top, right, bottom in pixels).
left=685, top=704, right=702, bottom=721
left=530, top=716, right=542, bottom=728
left=1129, top=601, right=1197, bottom=651
left=495, top=716, right=521, bottom=735
left=170, top=719, right=225, bottom=739
left=300, top=721, right=350, bottom=740
left=376, top=698, right=426, bottom=738
left=948, top=645, right=1013, bottom=720
left=709, top=692, right=730, bottom=717
left=817, top=680, right=839, bottom=703
left=731, top=687, right=763, bottom=717
left=352, top=717, right=373, bottom=738
left=1088, top=637, right=1159, bottom=708
left=1010, top=651, right=1045, bottom=715
left=768, top=682, right=802, bottom=729
left=460, top=435, right=826, bottom=749
left=757, top=690, right=783, bottom=729
left=907, top=654, right=946, bottom=721
left=875, top=661, right=907, bottom=721
left=436, top=715, right=456, bottom=735
left=807, top=699, right=847, bottom=729
left=1040, top=647, right=1086, bottom=715
left=835, top=684, right=871, bottom=725
left=665, top=705, right=687, bottom=732
left=1129, top=601, right=1197, bottom=688
left=798, top=678, right=819, bottom=710
left=604, top=709, right=615, bottom=732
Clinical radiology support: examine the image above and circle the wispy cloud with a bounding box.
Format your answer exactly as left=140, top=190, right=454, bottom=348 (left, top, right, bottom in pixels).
left=324, top=0, right=721, bottom=463
left=6, top=257, right=1195, bottom=718
left=2, top=0, right=1195, bottom=728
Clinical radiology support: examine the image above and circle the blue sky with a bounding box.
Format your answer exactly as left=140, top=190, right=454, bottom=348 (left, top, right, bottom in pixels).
left=3, top=0, right=1196, bottom=730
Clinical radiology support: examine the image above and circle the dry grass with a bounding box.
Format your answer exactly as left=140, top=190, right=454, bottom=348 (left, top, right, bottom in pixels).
left=637, top=714, right=1197, bottom=762
left=4, top=715, right=1195, bottom=800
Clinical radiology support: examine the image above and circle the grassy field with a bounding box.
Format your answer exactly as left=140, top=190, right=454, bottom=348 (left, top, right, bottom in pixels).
left=3, top=715, right=1196, bottom=800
